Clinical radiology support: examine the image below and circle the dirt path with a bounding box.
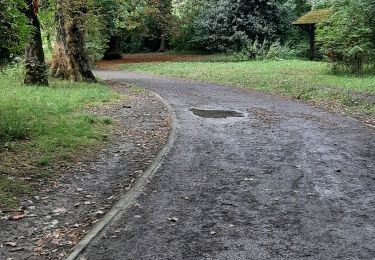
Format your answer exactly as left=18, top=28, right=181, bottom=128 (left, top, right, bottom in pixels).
left=0, top=83, right=171, bottom=259
left=74, top=71, right=375, bottom=259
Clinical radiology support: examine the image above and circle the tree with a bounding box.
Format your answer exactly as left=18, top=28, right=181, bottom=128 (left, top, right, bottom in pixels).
left=39, top=0, right=55, bottom=53
left=316, top=0, right=375, bottom=73
left=23, top=0, right=49, bottom=85
left=0, top=0, right=30, bottom=67
left=150, top=0, right=173, bottom=52
left=192, top=0, right=285, bottom=52
left=86, top=0, right=150, bottom=59
left=51, top=0, right=96, bottom=82
left=171, top=0, right=205, bottom=50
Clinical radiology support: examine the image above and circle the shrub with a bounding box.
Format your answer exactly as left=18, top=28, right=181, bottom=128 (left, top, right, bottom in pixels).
left=316, top=0, right=375, bottom=74
left=236, top=39, right=298, bottom=61
left=191, top=0, right=285, bottom=52
left=0, top=0, right=30, bottom=66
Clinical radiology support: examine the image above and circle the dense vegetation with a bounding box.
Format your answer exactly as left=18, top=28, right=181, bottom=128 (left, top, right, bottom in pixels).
left=316, top=0, right=375, bottom=73
left=1, top=0, right=374, bottom=75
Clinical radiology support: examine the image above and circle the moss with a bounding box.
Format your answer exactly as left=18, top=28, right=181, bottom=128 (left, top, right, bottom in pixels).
left=293, top=8, right=335, bottom=25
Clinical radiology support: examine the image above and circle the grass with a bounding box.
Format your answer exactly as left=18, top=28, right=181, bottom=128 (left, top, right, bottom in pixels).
left=0, top=176, right=31, bottom=207
left=121, top=60, right=375, bottom=119
left=0, top=67, right=120, bottom=207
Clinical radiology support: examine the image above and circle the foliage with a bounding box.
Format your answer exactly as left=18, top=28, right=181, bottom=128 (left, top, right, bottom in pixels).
left=237, top=39, right=298, bottom=61
left=191, top=0, right=286, bottom=52
left=39, top=0, right=55, bottom=52
left=0, top=0, right=30, bottom=65
left=83, top=0, right=109, bottom=62
left=122, top=0, right=176, bottom=53
left=316, top=0, right=375, bottom=74
left=171, top=0, right=205, bottom=50
left=87, top=0, right=156, bottom=57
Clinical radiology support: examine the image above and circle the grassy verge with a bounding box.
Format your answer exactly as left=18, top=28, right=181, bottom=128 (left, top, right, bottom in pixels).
left=0, top=68, right=120, bottom=207
left=121, top=59, right=375, bottom=123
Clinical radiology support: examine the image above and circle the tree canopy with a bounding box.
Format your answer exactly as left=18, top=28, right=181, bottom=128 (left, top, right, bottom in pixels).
left=0, top=0, right=374, bottom=77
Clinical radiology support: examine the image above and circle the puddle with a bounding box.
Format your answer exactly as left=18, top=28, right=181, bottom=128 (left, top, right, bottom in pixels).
left=190, top=108, right=244, bottom=119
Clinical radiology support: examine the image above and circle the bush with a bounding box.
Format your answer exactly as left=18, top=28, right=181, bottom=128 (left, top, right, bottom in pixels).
left=235, top=39, right=298, bottom=61
left=191, top=0, right=285, bottom=52
left=316, top=0, right=375, bottom=74
left=0, top=0, right=30, bottom=66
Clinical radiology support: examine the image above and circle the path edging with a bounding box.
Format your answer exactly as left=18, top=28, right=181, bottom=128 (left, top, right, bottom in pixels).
left=64, top=91, right=177, bottom=260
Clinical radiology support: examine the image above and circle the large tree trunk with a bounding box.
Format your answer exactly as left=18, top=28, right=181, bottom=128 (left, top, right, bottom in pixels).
left=51, top=0, right=96, bottom=82
left=24, top=0, right=49, bottom=86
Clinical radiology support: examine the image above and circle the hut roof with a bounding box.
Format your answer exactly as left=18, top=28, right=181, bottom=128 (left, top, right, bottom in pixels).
left=293, top=8, right=335, bottom=25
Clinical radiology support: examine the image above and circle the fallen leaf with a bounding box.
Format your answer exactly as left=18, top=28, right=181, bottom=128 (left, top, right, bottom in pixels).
left=5, top=242, right=17, bottom=247
left=9, top=247, right=23, bottom=252
left=9, top=214, right=26, bottom=221
left=95, top=210, right=104, bottom=216
left=53, top=207, right=67, bottom=214
left=168, top=217, right=179, bottom=223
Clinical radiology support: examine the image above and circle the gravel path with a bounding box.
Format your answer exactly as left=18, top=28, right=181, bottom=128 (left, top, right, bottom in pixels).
left=78, top=71, right=375, bottom=260
left=0, top=82, right=171, bottom=259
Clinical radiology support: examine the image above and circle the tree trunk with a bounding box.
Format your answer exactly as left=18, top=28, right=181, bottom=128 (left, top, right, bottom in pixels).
left=103, top=36, right=122, bottom=60
left=46, top=32, right=53, bottom=52
left=51, top=0, right=96, bottom=82
left=308, top=25, right=315, bottom=61
left=158, top=34, right=166, bottom=52
left=24, top=0, right=49, bottom=86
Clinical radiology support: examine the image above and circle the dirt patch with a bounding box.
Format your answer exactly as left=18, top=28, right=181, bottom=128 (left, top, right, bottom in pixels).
left=0, top=81, right=172, bottom=259
left=247, top=107, right=285, bottom=128
left=96, top=53, right=209, bottom=70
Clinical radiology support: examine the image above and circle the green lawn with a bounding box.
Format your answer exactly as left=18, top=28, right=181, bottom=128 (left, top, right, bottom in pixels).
left=121, top=60, right=375, bottom=118
left=0, top=69, right=120, bottom=207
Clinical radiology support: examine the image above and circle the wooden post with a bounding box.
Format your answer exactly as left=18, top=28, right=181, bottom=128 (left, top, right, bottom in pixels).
left=309, top=25, right=315, bottom=61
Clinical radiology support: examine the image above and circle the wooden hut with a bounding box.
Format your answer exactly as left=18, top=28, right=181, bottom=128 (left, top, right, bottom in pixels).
left=293, top=8, right=335, bottom=60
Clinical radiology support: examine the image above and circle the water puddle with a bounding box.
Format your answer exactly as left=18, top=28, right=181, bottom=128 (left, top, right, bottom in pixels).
left=190, top=108, right=244, bottom=119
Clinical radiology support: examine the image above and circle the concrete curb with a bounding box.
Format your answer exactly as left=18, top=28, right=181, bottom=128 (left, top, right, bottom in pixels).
left=65, top=91, right=177, bottom=260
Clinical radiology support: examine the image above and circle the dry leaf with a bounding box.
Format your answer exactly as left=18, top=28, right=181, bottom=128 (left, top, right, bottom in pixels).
left=9, top=214, right=26, bottom=221
left=52, top=207, right=67, bottom=214
left=5, top=242, right=17, bottom=247
left=168, top=217, right=179, bottom=223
